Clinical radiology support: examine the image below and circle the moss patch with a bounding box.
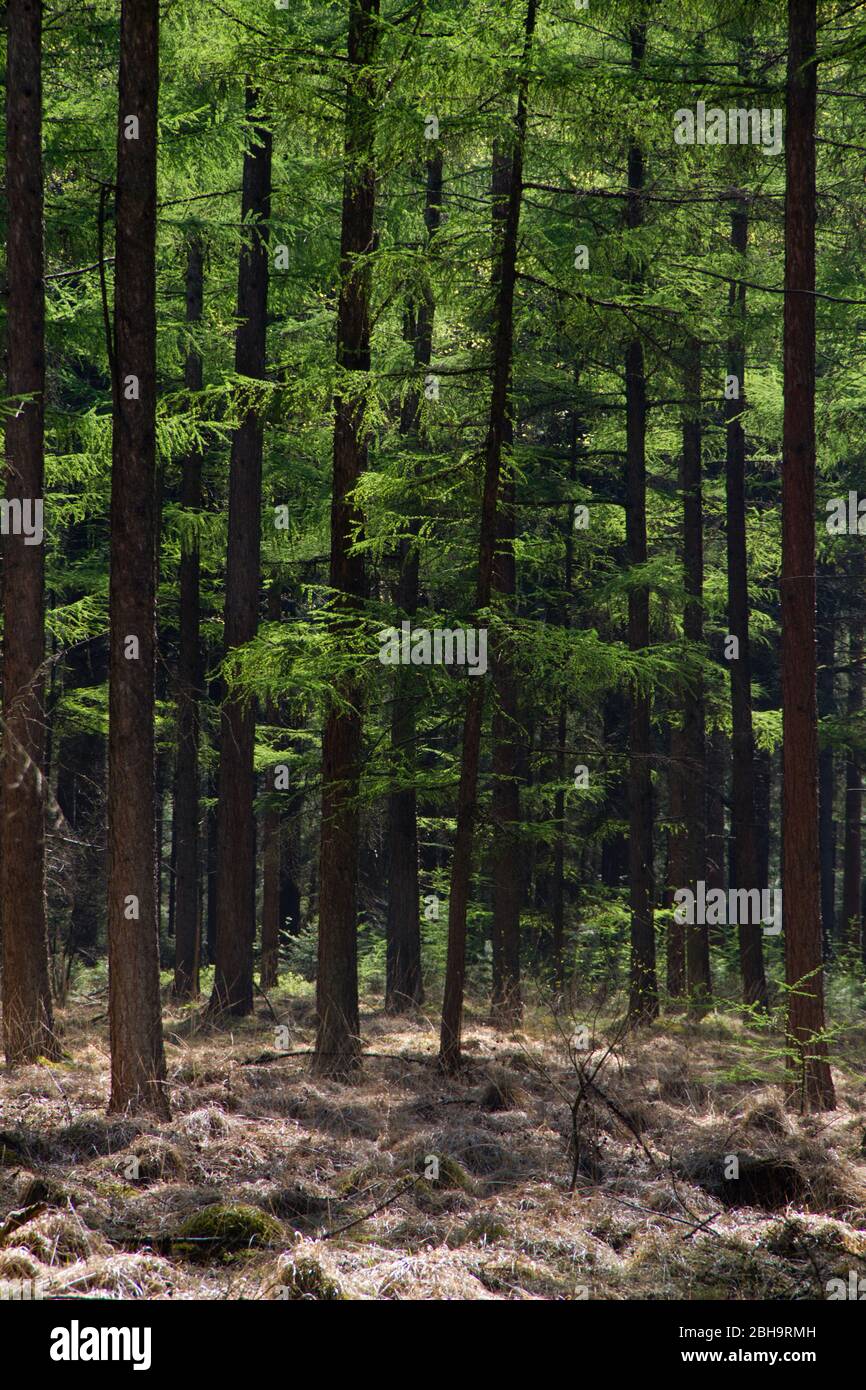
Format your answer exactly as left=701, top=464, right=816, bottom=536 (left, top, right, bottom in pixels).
left=171, top=1203, right=285, bottom=1261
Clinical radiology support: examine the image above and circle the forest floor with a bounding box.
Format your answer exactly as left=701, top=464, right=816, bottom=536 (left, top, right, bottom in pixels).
left=2, top=975, right=866, bottom=1300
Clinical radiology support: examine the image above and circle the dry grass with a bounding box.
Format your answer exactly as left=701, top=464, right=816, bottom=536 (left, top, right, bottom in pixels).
left=2, top=982, right=866, bottom=1300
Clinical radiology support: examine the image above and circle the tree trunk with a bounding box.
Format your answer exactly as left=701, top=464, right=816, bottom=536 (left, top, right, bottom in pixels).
left=205, top=757, right=218, bottom=967
left=841, top=555, right=863, bottom=948
left=260, top=581, right=283, bottom=991
left=601, top=691, right=628, bottom=886
left=625, top=22, right=658, bottom=1025
left=106, top=0, right=168, bottom=1114
left=725, top=198, right=768, bottom=1008
left=817, top=569, right=836, bottom=955
left=666, top=724, right=687, bottom=1000
left=55, top=633, right=107, bottom=967
left=173, top=238, right=204, bottom=999
left=551, top=400, right=579, bottom=985
left=490, top=465, right=522, bottom=1027
left=385, top=151, right=441, bottom=1013
left=682, top=338, right=711, bottom=1011
left=781, top=0, right=834, bottom=1109
left=489, top=141, right=522, bottom=1028
left=705, top=731, right=726, bottom=899
left=439, top=0, right=537, bottom=1073
left=209, top=90, right=271, bottom=1016
left=1, top=0, right=58, bottom=1063
left=313, top=0, right=380, bottom=1077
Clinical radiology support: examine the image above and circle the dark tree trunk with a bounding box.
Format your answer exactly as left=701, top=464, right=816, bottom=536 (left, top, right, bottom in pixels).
left=705, top=731, right=726, bottom=899
left=155, top=747, right=167, bottom=930
left=817, top=570, right=836, bottom=955
left=107, top=0, right=168, bottom=1114
left=681, top=339, right=711, bottom=1011
left=439, top=0, right=537, bottom=1073
left=261, top=790, right=281, bottom=990
left=551, top=401, right=579, bottom=984
left=781, top=0, right=834, bottom=1109
left=1, top=0, right=58, bottom=1062
left=490, top=465, right=522, bottom=1027
left=841, top=557, right=863, bottom=948
left=173, top=238, right=204, bottom=999
left=260, top=581, right=283, bottom=991
left=489, top=142, right=522, bottom=1028
left=755, top=745, right=772, bottom=890
left=55, top=635, right=107, bottom=966
left=205, top=757, right=218, bottom=967
left=280, top=809, right=302, bottom=936
left=725, top=199, right=768, bottom=1008
left=313, top=0, right=380, bottom=1077
left=385, top=151, right=441, bottom=1013
left=601, top=691, right=628, bottom=886
left=209, top=90, right=271, bottom=1016
left=666, top=724, right=687, bottom=1000
left=625, top=22, right=657, bottom=1025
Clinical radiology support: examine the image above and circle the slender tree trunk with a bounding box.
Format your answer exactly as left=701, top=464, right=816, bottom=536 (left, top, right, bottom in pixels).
left=385, top=151, right=441, bottom=1013
left=781, top=0, right=834, bottom=1109
left=260, top=581, right=282, bottom=990
left=439, top=0, right=537, bottom=1072
left=209, top=90, right=271, bottom=1016
left=107, top=0, right=168, bottom=1114
left=280, top=805, right=302, bottom=936
left=1, top=0, right=58, bottom=1063
left=841, top=557, right=863, bottom=948
left=155, top=747, right=167, bottom=929
left=55, top=635, right=106, bottom=966
left=313, top=0, right=380, bottom=1077
left=625, top=21, right=658, bottom=1025
left=705, top=731, right=726, bottom=898
left=755, top=745, right=772, bottom=889
left=551, top=401, right=579, bottom=985
left=173, top=238, right=204, bottom=999
left=490, top=464, right=522, bottom=1027
left=817, top=569, right=836, bottom=955
left=666, top=725, right=687, bottom=999
left=682, top=339, right=710, bottom=1011
left=260, top=794, right=280, bottom=989
left=205, top=757, right=218, bottom=966
left=725, top=198, right=768, bottom=1008
left=489, top=142, right=522, bottom=1028
left=601, top=691, right=628, bottom=886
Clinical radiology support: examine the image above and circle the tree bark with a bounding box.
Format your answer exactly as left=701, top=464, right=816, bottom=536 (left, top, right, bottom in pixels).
left=781, top=0, right=834, bottom=1109
left=439, top=0, right=537, bottom=1072
left=841, top=555, right=863, bottom=948
left=551, top=398, right=579, bottom=986
left=209, top=90, right=271, bottom=1017
left=666, top=724, right=687, bottom=1000
left=260, top=581, right=283, bottom=991
left=705, top=731, right=726, bottom=901
left=489, top=141, right=522, bottom=1028
left=725, top=198, right=768, bottom=1008
left=313, top=0, right=380, bottom=1077
left=1, top=0, right=58, bottom=1063
left=625, top=21, right=658, bottom=1025
left=173, top=237, right=204, bottom=1000
left=107, top=0, right=168, bottom=1114
left=385, top=151, right=441, bottom=1013
left=55, top=632, right=106, bottom=967
left=601, top=691, right=628, bottom=886
left=817, top=568, right=836, bottom=955
left=682, top=338, right=711, bottom=1011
